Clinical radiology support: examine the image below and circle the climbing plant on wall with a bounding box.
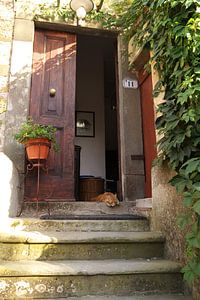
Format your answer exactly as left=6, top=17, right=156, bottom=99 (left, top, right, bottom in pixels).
left=118, top=0, right=200, bottom=284
left=33, top=0, right=131, bottom=28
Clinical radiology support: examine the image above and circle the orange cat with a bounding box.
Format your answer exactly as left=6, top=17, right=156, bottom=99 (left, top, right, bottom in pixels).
left=91, top=192, right=120, bottom=207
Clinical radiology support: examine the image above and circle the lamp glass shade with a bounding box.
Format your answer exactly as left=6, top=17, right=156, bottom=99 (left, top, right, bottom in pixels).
left=70, top=0, right=94, bottom=13
left=76, top=6, right=87, bottom=19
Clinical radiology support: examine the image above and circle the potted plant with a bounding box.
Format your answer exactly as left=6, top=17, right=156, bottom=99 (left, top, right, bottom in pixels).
left=14, top=118, right=59, bottom=160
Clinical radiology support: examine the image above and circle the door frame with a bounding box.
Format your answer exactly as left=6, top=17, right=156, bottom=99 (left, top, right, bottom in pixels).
left=34, top=22, right=123, bottom=201
left=135, top=50, right=157, bottom=197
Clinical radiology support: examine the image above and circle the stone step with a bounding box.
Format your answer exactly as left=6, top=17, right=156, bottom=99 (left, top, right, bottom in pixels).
left=36, top=296, right=192, bottom=300
left=0, top=259, right=182, bottom=298
left=19, top=201, right=141, bottom=218
left=8, top=217, right=150, bottom=232
left=0, top=231, right=165, bottom=260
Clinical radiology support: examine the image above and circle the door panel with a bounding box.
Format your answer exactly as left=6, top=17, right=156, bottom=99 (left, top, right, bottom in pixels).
left=139, top=68, right=157, bottom=198
left=25, top=30, right=76, bottom=201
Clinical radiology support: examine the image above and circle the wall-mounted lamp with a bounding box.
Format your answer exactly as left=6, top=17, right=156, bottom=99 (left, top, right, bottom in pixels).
left=70, top=0, right=94, bottom=25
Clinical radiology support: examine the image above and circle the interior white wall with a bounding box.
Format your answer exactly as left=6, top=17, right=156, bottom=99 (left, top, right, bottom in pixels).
left=75, top=36, right=105, bottom=178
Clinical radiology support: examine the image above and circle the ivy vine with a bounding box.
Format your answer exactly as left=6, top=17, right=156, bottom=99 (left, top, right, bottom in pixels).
left=33, top=0, right=131, bottom=29
left=118, top=0, right=200, bottom=284
left=34, top=3, right=75, bottom=22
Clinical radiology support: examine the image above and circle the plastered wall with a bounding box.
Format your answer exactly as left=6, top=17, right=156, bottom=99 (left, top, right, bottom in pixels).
left=0, top=0, right=15, bottom=151
left=75, top=35, right=105, bottom=178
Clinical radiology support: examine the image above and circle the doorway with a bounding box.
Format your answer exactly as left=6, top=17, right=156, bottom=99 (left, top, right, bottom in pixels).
left=75, top=34, right=119, bottom=198
left=26, top=29, right=120, bottom=202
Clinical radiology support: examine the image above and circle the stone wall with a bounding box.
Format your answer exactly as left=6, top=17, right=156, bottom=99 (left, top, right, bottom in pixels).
left=3, top=18, right=34, bottom=172
left=150, top=64, right=200, bottom=299
left=151, top=165, right=200, bottom=299
left=0, top=0, right=15, bottom=151
left=151, top=165, right=187, bottom=262
left=118, top=39, right=145, bottom=201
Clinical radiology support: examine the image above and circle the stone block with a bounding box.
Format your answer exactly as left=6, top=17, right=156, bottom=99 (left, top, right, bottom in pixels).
left=0, top=272, right=183, bottom=298
left=0, top=20, right=14, bottom=42
left=0, top=65, right=9, bottom=76
left=0, top=232, right=164, bottom=260
left=15, top=0, right=36, bottom=20
left=14, top=19, right=34, bottom=42
left=151, top=165, right=187, bottom=262
left=0, top=76, right=8, bottom=91
left=0, top=3, right=14, bottom=21
left=124, top=174, right=145, bottom=201
left=125, top=154, right=144, bottom=175
left=0, top=258, right=183, bottom=297
left=0, top=152, right=21, bottom=221
left=10, top=218, right=150, bottom=232
left=0, top=42, right=12, bottom=65
left=0, top=98, right=7, bottom=114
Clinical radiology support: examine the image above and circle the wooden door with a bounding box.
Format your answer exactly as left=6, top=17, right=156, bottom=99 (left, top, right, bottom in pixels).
left=25, top=29, right=76, bottom=201
left=139, top=68, right=157, bottom=198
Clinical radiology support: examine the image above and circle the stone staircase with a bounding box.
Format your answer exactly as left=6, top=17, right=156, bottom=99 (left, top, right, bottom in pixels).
left=0, top=217, right=192, bottom=299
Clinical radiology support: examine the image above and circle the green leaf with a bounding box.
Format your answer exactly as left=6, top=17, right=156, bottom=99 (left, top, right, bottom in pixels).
left=185, top=159, right=200, bottom=175
left=186, top=232, right=200, bottom=248
left=183, top=195, right=193, bottom=207
left=170, top=176, right=187, bottom=193
left=192, top=260, right=200, bottom=276
left=194, top=67, right=200, bottom=74
left=193, top=182, right=200, bottom=191
left=193, top=200, right=200, bottom=215
left=177, top=214, right=193, bottom=229
left=182, top=268, right=196, bottom=283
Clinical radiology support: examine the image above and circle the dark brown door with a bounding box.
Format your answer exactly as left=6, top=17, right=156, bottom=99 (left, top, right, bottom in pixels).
left=139, top=68, right=157, bottom=198
left=25, top=29, right=76, bottom=201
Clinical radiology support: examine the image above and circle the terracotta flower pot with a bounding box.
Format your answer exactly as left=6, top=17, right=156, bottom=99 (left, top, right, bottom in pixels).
left=25, top=138, right=51, bottom=160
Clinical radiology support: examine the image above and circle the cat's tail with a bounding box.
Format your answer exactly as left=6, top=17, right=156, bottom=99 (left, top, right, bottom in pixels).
left=90, top=196, right=98, bottom=202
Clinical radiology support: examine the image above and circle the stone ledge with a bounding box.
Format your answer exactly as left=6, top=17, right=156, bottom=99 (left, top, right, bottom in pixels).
left=7, top=218, right=150, bottom=232
left=19, top=200, right=150, bottom=218
left=0, top=259, right=181, bottom=277
left=44, top=295, right=192, bottom=300
left=0, top=230, right=165, bottom=244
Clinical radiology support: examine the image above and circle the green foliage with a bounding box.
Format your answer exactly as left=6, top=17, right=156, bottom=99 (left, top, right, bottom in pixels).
left=33, top=1, right=131, bottom=29
left=34, top=3, right=75, bottom=22
left=117, top=0, right=200, bottom=284
left=14, top=118, right=59, bottom=152
left=34, top=0, right=125, bottom=29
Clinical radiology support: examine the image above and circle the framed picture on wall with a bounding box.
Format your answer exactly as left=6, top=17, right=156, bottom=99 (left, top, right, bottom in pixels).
left=75, top=111, right=95, bottom=137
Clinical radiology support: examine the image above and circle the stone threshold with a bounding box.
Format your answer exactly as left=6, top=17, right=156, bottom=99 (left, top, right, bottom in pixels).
left=39, top=214, right=146, bottom=220
left=19, top=200, right=151, bottom=218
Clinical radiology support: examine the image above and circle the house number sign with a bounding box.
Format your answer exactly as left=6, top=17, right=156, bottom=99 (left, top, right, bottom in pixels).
left=0, top=98, right=7, bottom=114
left=123, top=78, right=138, bottom=89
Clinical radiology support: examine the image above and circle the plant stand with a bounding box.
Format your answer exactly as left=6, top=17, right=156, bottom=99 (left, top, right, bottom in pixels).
left=25, top=159, right=50, bottom=216
left=19, top=144, right=51, bottom=217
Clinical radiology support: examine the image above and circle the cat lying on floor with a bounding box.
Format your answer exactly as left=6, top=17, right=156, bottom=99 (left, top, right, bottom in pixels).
left=91, top=192, right=120, bottom=207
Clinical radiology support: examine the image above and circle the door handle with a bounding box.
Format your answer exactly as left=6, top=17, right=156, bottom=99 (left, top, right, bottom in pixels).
left=49, top=88, right=56, bottom=97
